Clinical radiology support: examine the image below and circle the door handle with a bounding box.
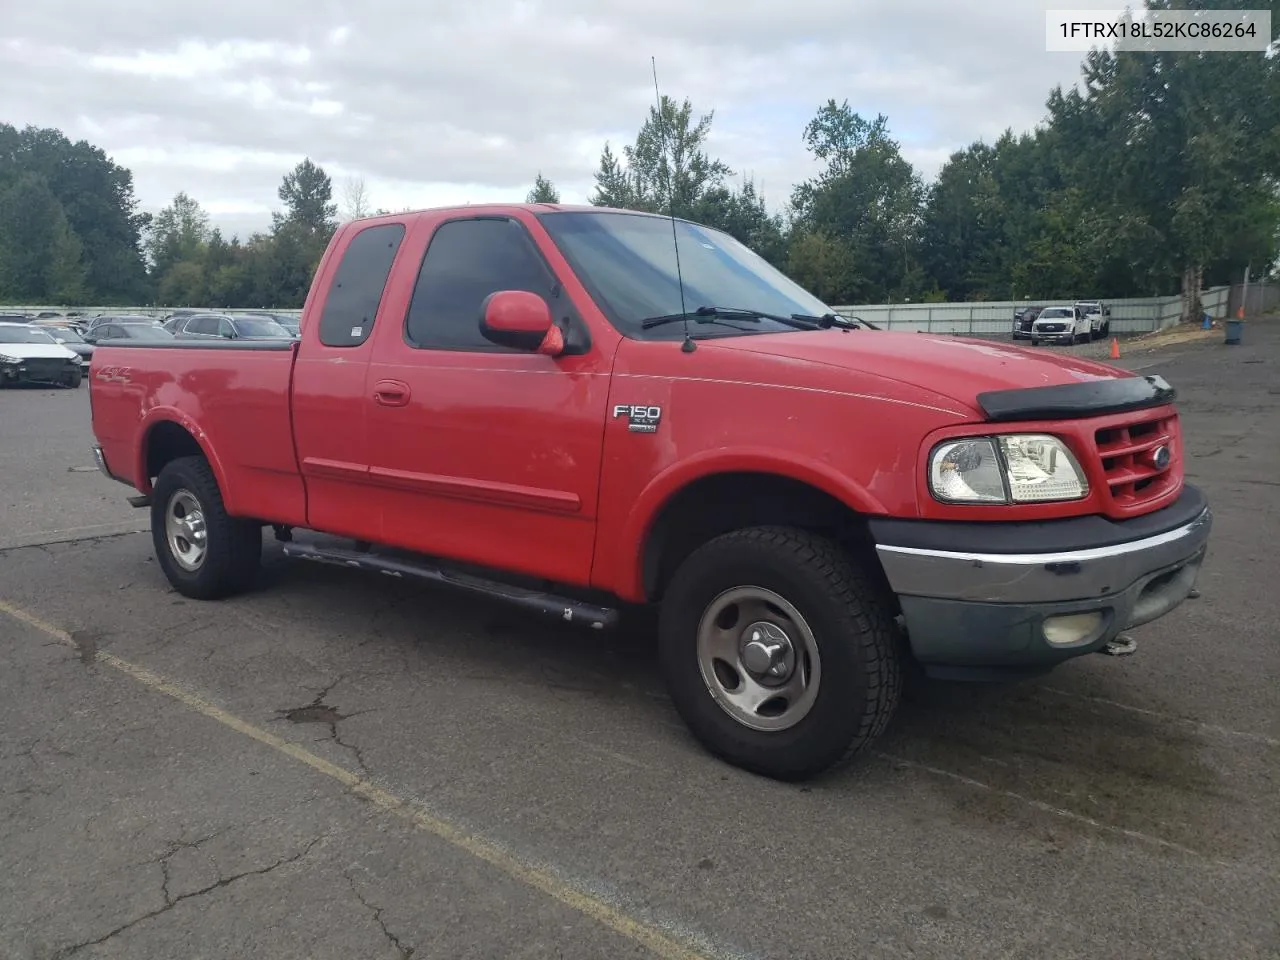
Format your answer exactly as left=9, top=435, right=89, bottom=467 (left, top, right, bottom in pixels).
left=373, top=379, right=410, bottom=407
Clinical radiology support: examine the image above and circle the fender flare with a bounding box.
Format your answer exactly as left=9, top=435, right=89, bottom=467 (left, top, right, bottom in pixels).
left=134, top=409, right=235, bottom=512
left=613, top=447, right=888, bottom=600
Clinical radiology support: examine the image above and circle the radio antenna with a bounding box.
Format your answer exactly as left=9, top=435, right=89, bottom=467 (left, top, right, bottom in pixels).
left=651, top=56, right=695, bottom=353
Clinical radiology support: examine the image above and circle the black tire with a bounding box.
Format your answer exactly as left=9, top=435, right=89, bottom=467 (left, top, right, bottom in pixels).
left=65, top=369, right=83, bottom=388
left=658, top=526, right=902, bottom=782
left=1030, top=338, right=1039, bottom=346
left=151, top=455, right=261, bottom=600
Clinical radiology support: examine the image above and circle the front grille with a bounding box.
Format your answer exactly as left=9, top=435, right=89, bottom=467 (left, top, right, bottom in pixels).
left=21, top=358, right=74, bottom=381
left=1038, top=323, right=1066, bottom=332
left=1093, top=412, right=1180, bottom=508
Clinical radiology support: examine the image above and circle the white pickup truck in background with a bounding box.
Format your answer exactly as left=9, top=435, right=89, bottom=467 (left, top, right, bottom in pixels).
left=1075, top=300, right=1111, bottom=340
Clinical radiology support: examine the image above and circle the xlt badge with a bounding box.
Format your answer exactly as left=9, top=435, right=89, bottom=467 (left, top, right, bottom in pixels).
left=613, top=404, right=662, bottom=433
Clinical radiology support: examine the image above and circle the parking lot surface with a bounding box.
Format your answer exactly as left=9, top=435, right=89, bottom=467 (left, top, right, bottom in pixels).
left=2, top=327, right=1277, bottom=960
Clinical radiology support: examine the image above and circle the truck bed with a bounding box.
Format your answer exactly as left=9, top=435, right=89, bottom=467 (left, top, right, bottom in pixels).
left=89, top=339, right=307, bottom=526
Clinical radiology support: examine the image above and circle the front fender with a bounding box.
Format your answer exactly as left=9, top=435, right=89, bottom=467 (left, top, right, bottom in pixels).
left=611, top=447, right=888, bottom=601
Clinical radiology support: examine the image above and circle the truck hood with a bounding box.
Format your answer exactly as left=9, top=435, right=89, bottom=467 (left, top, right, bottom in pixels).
left=0, top=342, right=79, bottom=361
left=710, top=329, right=1125, bottom=413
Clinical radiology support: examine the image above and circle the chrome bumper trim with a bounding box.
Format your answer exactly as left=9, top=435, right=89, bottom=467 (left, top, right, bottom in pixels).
left=875, top=507, right=1212, bottom=604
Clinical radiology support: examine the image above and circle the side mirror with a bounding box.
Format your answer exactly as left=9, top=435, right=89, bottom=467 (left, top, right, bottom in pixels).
left=479, top=291, right=563, bottom=355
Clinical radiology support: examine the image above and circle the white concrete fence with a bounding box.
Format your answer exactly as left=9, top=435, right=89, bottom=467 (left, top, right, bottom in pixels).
left=830, top=285, right=1236, bottom=336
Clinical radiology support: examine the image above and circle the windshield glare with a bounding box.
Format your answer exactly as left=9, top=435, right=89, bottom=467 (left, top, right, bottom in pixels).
left=538, top=212, right=834, bottom=338
left=40, top=326, right=83, bottom=342
left=0, top=326, right=57, bottom=344
left=231, top=317, right=290, bottom=337
left=1039, top=309, right=1070, bottom=318
left=121, top=325, right=174, bottom=340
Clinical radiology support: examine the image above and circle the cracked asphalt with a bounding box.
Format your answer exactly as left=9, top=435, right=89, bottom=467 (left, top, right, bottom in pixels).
left=1, top=323, right=1277, bottom=960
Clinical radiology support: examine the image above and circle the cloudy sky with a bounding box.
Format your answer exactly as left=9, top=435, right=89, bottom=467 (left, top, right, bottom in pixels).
left=3, top=0, right=1121, bottom=240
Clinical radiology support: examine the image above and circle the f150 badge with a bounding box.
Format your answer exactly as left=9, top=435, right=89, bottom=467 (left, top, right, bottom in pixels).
left=613, top=404, right=662, bottom=433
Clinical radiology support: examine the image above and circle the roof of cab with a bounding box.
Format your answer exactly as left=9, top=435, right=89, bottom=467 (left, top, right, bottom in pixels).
left=344, top=202, right=669, bottom=228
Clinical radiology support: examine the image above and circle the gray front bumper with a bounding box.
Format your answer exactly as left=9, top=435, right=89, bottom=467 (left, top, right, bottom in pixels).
left=874, top=504, right=1212, bottom=677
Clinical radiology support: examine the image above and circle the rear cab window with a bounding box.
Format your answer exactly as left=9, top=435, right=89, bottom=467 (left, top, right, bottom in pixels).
left=316, top=223, right=407, bottom=348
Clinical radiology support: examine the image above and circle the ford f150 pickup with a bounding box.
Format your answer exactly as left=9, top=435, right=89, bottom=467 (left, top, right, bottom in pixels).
left=88, top=204, right=1212, bottom=781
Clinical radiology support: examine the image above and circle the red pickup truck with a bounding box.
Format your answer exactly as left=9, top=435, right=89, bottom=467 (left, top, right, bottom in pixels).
left=89, top=204, right=1212, bottom=780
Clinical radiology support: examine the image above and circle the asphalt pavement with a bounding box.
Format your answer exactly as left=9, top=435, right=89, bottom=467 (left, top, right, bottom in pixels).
left=1, top=325, right=1277, bottom=960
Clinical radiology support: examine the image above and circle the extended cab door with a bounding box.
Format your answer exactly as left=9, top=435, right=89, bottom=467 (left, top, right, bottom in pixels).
left=364, top=213, right=613, bottom=587
left=291, top=220, right=409, bottom=539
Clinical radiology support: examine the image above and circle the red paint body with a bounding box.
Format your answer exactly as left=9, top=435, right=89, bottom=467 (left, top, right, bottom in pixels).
left=88, top=204, right=1182, bottom=604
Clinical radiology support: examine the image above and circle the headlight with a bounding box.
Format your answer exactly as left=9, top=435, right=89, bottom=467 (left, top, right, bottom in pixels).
left=929, top=434, right=1088, bottom=504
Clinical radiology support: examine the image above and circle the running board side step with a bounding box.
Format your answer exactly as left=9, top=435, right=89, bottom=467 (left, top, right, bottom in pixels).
left=280, top=541, right=619, bottom=630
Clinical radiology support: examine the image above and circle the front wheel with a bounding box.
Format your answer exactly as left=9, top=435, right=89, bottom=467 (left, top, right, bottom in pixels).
left=151, top=455, right=262, bottom=600
left=1030, top=338, right=1040, bottom=346
left=658, top=526, right=903, bottom=781
left=64, top=369, right=83, bottom=388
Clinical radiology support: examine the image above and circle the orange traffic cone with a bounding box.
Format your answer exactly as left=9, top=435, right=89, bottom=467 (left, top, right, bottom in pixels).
left=1110, top=337, right=1120, bottom=359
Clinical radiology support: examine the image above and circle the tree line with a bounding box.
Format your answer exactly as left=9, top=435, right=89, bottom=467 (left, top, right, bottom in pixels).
left=1, top=2, right=1275, bottom=314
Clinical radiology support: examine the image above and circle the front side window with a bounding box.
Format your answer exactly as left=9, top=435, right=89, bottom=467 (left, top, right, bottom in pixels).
left=538, top=211, right=836, bottom=340
left=405, top=217, right=556, bottom=351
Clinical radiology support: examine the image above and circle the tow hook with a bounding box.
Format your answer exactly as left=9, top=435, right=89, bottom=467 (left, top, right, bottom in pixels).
left=1099, top=634, right=1137, bottom=656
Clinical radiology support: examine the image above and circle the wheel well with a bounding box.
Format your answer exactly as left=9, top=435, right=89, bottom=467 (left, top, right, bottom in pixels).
left=640, top=472, right=893, bottom=604
left=145, top=421, right=204, bottom=484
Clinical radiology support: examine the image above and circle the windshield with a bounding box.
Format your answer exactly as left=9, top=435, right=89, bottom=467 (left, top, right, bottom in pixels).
left=40, top=326, right=83, bottom=342
left=231, top=316, right=290, bottom=338
left=1039, top=308, right=1071, bottom=319
left=538, top=211, right=835, bottom=339
left=0, top=326, right=57, bottom=344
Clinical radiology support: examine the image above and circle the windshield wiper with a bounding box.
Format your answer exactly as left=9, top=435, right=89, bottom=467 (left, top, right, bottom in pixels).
left=641, top=305, right=819, bottom=331
left=790, top=312, right=878, bottom=330
left=640, top=305, right=877, bottom=333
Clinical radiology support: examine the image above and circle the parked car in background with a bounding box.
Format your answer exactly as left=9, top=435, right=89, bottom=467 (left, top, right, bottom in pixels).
left=1030, top=305, right=1090, bottom=345
left=36, top=324, right=94, bottom=362
left=162, top=310, right=199, bottom=332
left=0, top=313, right=32, bottom=324
left=83, top=313, right=158, bottom=334
left=1012, top=305, right=1043, bottom=340
left=1074, top=300, right=1111, bottom=340
left=169, top=312, right=293, bottom=341
left=83, top=321, right=175, bottom=345
left=0, top=321, right=86, bottom=387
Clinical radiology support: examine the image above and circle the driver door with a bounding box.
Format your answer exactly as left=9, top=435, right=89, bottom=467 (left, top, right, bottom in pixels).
left=364, top=213, right=614, bottom=587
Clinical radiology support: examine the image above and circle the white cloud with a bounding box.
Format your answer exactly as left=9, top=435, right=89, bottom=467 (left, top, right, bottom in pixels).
left=0, top=0, right=1123, bottom=239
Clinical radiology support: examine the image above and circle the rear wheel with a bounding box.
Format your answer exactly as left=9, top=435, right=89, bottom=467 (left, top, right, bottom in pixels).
left=658, top=526, right=902, bottom=781
left=151, top=455, right=261, bottom=600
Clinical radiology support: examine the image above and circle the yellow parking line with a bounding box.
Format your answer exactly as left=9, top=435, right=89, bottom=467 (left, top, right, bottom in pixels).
left=0, top=599, right=721, bottom=960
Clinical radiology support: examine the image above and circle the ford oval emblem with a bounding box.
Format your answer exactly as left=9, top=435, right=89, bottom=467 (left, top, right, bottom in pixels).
left=1152, top=445, right=1171, bottom=469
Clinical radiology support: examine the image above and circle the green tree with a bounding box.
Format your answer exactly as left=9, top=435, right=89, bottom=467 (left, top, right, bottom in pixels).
left=789, top=102, right=925, bottom=302
left=0, top=124, right=148, bottom=303
left=590, top=96, right=731, bottom=217
left=146, top=191, right=210, bottom=279
left=0, top=172, right=89, bottom=303
left=274, top=157, right=338, bottom=238
left=527, top=173, right=560, bottom=203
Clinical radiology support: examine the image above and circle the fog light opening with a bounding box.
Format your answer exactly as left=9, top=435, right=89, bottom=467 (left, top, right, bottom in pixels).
left=1042, top=611, right=1105, bottom=646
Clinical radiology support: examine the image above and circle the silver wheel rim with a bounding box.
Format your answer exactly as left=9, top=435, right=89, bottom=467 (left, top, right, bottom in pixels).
left=695, top=586, right=822, bottom=732
left=165, top=489, right=208, bottom=571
